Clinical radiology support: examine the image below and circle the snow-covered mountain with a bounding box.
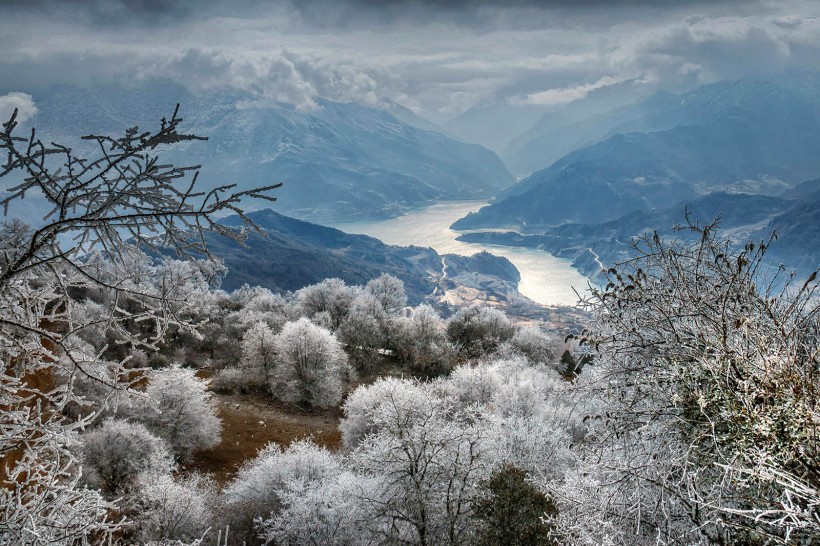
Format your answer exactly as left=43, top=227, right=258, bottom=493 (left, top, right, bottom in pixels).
left=11, top=82, right=514, bottom=223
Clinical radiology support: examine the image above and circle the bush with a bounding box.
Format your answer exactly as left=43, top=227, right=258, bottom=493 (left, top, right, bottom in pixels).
left=221, top=439, right=341, bottom=546
left=80, top=419, right=174, bottom=497
left=501, top=325, right=557, bottom=365
left=271, top=318, right=351, bottom=408
left=130, top=365, right=222, bottom=461
left=130, top=470, right=217, bottom=544
left=471, top=464, right=562, bottom=546
left=210, top=367, right=266, bottom=394
left=447, top=304, right=514, bottom=358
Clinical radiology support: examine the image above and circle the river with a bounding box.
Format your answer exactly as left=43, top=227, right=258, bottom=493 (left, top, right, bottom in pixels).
left=328, top=200, right=590, bottom=307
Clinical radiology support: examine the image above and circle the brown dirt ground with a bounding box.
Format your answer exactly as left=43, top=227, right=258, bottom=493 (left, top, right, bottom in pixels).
left=185, top=392, right=343, bottom=485
left=185, top=357, right=422, bottom=485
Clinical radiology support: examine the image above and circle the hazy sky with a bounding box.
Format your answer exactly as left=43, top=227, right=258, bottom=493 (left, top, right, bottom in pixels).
left=2, top=0, right=820, bottom=122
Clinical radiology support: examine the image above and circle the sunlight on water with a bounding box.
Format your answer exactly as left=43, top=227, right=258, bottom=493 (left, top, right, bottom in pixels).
left=329, top=201, right=590, bottom=307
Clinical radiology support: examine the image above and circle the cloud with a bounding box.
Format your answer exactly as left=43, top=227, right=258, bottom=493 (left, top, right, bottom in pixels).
left=0, top=92, right=37, bottom=123
left=516, top=75, right=622, bottom=106
left=134, top=48, right=390, bottom=111
left=0, top=0, right=818, bottom=123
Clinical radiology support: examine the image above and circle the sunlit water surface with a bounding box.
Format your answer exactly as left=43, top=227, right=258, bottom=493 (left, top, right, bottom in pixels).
left=328, top=200, right=590, bottom=307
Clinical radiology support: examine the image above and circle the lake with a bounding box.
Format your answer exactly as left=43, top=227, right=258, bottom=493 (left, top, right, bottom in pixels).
left=329, top=200, right=590, bottom=307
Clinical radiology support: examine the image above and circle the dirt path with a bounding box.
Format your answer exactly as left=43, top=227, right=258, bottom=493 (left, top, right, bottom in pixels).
left=185, top=392, right=342, bottom=484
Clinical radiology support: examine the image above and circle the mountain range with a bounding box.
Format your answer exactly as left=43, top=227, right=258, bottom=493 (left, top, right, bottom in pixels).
left=11, top=82, right=513, bottom=224
left=457, top=188, right=819, bottom=279
left=453, top=74, right=820, bottom=232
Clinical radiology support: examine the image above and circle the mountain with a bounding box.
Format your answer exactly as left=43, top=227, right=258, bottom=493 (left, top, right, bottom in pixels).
left=505, top=73, right=820, bottom=177
left=208, top=209, right=527, bottom=310
left=443, top=98, right=551, bottom=154
left=456, top=191, right=814, bottom=278
left=454, top=74, right=820, bottom=232
left=758, top=188, right=820, bottom=275
left=12, top=82, right=513, bottom=224
left=502, top=90, right=683, bottom=177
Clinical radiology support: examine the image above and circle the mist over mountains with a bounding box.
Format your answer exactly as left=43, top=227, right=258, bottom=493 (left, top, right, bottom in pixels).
left=13, top=82, right=513, bottom=223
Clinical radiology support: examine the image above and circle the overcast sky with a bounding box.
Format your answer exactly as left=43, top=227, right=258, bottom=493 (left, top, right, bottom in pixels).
left=1, top=0, right=819, bottom=123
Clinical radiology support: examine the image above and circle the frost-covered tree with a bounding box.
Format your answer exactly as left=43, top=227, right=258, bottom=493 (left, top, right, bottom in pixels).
left=389, top=303, right=454, bottom=374
left=0, top=106, right=276, bottom=544
left=272, top=318, right=350, bottom=408
left=350, top=391, right=490, bottom=546
left=366, top=273, right=407, bottom=315
left=259, top=471, right=377, bottom=546
left=241, top=321, right=277, bottom=379
left=130, top=470, right=217, bottom=544
left=500, top=325, right=557, bottom=366
left=580, top=223, right=820, bottom=544
left=340, top=376, right=434, bottom=451
left=130, top=365, right=222, bottom=461
left=222, top=439, right=342, bottom=546
left=80, top=419, right=174, bottom=497
left=339, top=292, right=387, bottom=365
left=296, top=278, right=359, bottom=329
left=447, top=304, right=515, bottom=358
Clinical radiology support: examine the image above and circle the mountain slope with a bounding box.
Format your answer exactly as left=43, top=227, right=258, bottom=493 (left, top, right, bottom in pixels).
left=454, top=75, right=820, bottom=231
left=457, top=192, right=795, bottom=277
left=16, top=83, right=514, bottom=223
left=504, top=73, right=820, bottom=177
left=209, top=209, right=526, bottom=310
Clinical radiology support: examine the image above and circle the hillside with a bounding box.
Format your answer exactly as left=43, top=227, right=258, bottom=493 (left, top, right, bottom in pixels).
left=456, top=75, right=820, bottom=231
left=457, top=191, right=805, bottom=278
left=17, top=83, right=514, bottom=223
left=210, top=209, right=533, bottom=312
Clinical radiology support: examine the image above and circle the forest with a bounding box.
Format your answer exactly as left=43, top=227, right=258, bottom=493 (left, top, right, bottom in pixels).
left=1, top=107, right=818, bottom=546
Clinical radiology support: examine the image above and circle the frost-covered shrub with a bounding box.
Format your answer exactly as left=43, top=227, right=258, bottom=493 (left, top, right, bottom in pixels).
left=259, top=471, right=377, bottom=546
left=339, top=292, right=387, bottom=365
left=131, top=470, right=217, bottom=544
left=446, top=304, right=514, bottom=358
left=365, top=273, right=407, bottom=316
left=222, top=439, right=341, bottom=546
left=296, top=278, right=360, bottom=329
left=241, top=321, right=277, bottom=379
left=388, top=304, right=455, bottom=374
left=130, top=365, right=222, bottom=461
left=80, top=419, right=174, bottom=497
left=271, top=318, right=351, bottom=408
left=499, top=325, right=557, bottom=365
left=339, top=376, right=435, bottom=450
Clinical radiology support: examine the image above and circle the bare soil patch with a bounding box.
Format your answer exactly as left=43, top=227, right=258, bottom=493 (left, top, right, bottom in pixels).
left=185, top=392, right=342, bottom=484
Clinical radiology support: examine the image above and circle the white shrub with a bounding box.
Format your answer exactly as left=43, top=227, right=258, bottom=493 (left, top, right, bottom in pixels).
left=131, top=470, right=217, bottom=544
left=80, top=419, right=174, bottom=497
left=210, top=366, right=266, bottom=394
left=272, top=318, right=350, bottom=408
left=130, top=365, right=222, bottom=461
left=222, top=439, right=341, bottom=545
left=446, top=304, right=514, bottom=357
left=259, top=471, right=377, bottom=546
left=500, top=325, right=557, bottom=365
